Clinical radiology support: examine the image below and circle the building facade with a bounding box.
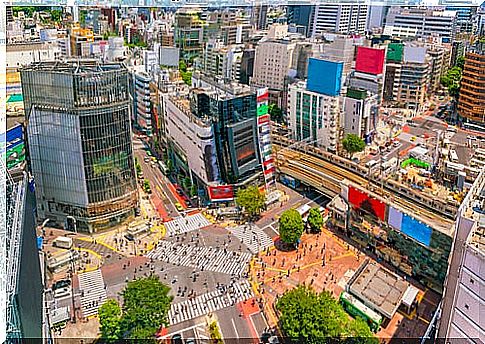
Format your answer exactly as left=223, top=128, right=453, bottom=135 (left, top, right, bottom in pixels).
left=438, top=170, right=485, bottom=342
left=21, top=61, right=138, bottom=233
left=342, top=88, right=378, bottom=143
left=310, top=4, right=368, bottom=36
left=133, top=70, right=152, bottom=135
left=458, top=46, right=485, bottom=124
left=288, top=80, right=339, bottom=152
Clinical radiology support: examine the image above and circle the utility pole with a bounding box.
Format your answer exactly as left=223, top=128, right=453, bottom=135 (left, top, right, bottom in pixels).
left=70, top=249, right=76, bottom=323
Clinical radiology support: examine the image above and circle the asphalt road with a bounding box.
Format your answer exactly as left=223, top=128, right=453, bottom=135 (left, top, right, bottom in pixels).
left=133, top=138, right=180, bottom=217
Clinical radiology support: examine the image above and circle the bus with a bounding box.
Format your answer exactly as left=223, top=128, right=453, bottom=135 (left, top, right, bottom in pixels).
left=158, top=161, right=169, bottom=175
left=340, top=292, right=383, bottom=333
left=53, top=236, right=73, bottom=249
left=296, top=204, right=312, bottom=222
left=449, top=150, right=459, bottom=163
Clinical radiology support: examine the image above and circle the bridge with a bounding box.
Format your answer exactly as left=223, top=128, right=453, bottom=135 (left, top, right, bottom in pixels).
left=272, top=135, right=458, bottom=225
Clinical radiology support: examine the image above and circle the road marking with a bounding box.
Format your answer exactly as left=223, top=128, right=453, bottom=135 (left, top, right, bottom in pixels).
left=231, top=318, right=240, bottom=339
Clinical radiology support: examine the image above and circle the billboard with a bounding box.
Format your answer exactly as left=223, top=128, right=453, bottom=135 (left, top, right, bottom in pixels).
left=5, top=124, right=26, bottom=169
left=388, top=206, right=403, bottom=231
left=386, top=43, right=404, bottom=62
left=401, top=214, right=432, bottom=247
left=208, top=185, right=235, bottom=202
left=307, top=58, right=343, bottom=96
left=355, top=47, right=385, bottom=75
left=348, top=186, right=386, bottom=221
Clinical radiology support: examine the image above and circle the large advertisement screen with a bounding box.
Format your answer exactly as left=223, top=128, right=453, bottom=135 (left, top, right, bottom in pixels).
left=208, top=185, right=235, bottom=202
left=388, top=206, right=403, bottom=231
left=401, top=215, right=432, bottom=247
left=355, top=47, right=385, bottom=75
left=5, top=124, right=26, bottom=169
left=348, top=186, right=386, bottom=221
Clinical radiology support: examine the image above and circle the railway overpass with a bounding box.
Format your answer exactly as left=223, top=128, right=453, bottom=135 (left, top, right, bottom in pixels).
left=272, top=135, right=458, bottom=223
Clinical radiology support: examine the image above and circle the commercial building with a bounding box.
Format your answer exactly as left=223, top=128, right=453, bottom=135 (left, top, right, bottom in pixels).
left=309, top=4, right=369, bottom=36
left=174, top=8, right=204, bottom=60
left=348, top=46, right=386, bottom=102
left=69, top=24, right=103, bottom=57
left=132, top=69, right=152, bottom=135
left=251, top=4, right=268, bottom=30
left=384, top=7, right=457, bottom=43
left=3, top=173, right=43, bottom=341
left=328, top=180, right=454, bottom=293
left=162, top=72, right=264, bottom=201
left=457, top=45, right=485, bottom=124
left=438, top=170, right=484, bottom=342
left=251, top=38, right=298, bottom=107
left=288, top=80, right=340, bottom=152
left=200, top=40, right=244, bottom=83
left=286, top=4, right=314, bottom=37
left=342, top=88, right=378, bottom=143
left=21, top=60, right=139, bottom=233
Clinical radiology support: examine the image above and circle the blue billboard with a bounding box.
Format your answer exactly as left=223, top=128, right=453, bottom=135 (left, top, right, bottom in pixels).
left=307, top=58, right=343, bottom=97
left=401, top=214, right=432, bottom=247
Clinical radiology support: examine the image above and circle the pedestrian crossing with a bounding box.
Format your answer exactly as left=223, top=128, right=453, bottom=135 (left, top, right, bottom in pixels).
left=146, top=240, right=252, bottom=276
left=164, top=213, right=211, bottom=237
left=228, top=225, right=274, bottom=254
left=168, top=280, right=253, bottom=326
left=77, top=269, right=107, bottom=318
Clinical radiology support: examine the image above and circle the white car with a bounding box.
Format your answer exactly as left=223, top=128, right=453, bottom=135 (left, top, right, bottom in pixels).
left=53, top=286, right=72, bottom=299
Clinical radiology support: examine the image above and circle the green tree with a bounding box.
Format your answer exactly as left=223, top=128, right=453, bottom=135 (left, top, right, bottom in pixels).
left=278, top=209, right=304, bottom=246
left=342, top=134, right=366, bottom=156
left=119, top=276, right=173, bottom=340
left=143, top=179, right=151, bottom=193
left=455, top=55, right=465, bottom=69
left=276, top=286, right=375, bottom=343
left=135, top=162, right=142, bottom=176
left=98, top=299, right=122, bottom=342
left=235, top=185, right=266, bottom=218
left=307, top=208, right=323, bottom=233
left=268, top=103, right=284, bottom=123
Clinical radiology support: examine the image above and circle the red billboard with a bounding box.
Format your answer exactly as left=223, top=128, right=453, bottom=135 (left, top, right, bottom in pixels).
left=208, top=185, right=235, bottom=202
left=348, top=186, right=386, bottom=221
left=258, top=114, right=270, bottom=125
left=355, top=47, right=385, bottom=75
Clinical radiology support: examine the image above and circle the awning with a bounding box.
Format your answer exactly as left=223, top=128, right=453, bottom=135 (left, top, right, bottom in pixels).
left=402, top=285, right=419, bottom=308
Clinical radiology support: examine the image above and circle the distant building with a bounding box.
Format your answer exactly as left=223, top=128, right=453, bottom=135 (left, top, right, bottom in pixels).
left=309, top=4, right=369, bottom=36
left=21, top=61, right=139, bottom=233
left=458, top=45, right=485, bottom=124
left=69, top=24, right=103, bottom=57
left=239, top=48, right=255, bottom=85
left=286, top=4, right=314, bottom=37
left=174, top=8, right=204, bottom=60
left=251, top=4, right=268, bottom=30
left=133, top=70, right=153, bottom=135
left=384, top=7, right=457, bottom=43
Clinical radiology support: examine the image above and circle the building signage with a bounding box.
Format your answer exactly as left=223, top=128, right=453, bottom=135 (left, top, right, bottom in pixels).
left=257, top=88, right=275, bottom=190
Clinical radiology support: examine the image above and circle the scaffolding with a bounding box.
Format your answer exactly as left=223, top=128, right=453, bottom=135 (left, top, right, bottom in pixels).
left=1, top=159, right=27, bottom=341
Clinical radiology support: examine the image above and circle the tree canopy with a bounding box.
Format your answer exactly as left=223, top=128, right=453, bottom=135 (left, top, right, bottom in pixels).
left=307, top=208, right=323, bottom=233
left=98, top=299, right=122, bottom=342
left=268, top=103, right=284, bottom=123
left=120, top=276, right=173, bottom=340
left=276, top=285, right=376, bottom=343
left=278, top=209, right=304, bottom=246
left=235, top=185, right=266, bottom=218
left=342, top=134, right=366, bottom=156
left=441, top=66, right=462, bottom=98
left=179, top=60, right=192, bottom=86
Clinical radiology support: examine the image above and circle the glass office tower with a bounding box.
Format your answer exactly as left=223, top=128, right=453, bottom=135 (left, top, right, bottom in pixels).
left=21, top=60, right=138, bottom=233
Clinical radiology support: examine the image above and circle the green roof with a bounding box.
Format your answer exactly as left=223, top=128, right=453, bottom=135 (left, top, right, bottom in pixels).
left=387, top=43, right=403, bottom=62
left=346, top=88, right=367, bottom=100
left=7, top=94, right=23, bottom=103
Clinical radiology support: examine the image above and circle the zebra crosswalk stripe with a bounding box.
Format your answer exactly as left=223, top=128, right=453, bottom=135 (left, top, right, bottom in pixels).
left=77, top=269, right=107, bottom=318
left=168, top=280, right=253, bottom=326
left=228, top=225, right=274, bottom=254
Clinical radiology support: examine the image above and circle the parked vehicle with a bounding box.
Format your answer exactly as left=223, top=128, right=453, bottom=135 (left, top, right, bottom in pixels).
left=53, top=236, right=73, bottom=249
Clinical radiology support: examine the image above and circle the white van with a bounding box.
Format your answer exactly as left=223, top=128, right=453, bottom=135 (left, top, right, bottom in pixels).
left=53, top=236, right=73, bottom=249
left=366, top=160, right=379, bottom=168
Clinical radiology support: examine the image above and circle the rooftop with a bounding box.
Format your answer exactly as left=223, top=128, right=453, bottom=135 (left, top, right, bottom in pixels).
left=348, top=260, right=410, bottom=319
left=21, top=60, right=127, bottom=75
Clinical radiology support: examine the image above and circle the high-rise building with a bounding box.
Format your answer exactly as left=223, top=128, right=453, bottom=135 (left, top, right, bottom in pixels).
left=21, top=60, right=139, bottom=233
left=200, top=40, right=244, bottom=83
left=174, top=7, right=204, bottom=60
left=348, top=46, right=386, bottom=102
left=457, top=45, right=485, bottom=124
left=438, top=170, right=484, bottom=342
left=239, top=48, right=255, bottom=85
left=251, top=38, right=298, bottom=107
left=132, top=70, right=152, bottom=135
left=288, top=80, right=340, bottom=153
left=251, top=4, right=268, bottom=30
left=309, top=4, right=368, bottom=36
left=286, top=4, right=314, bottom=37
left=398, top=46, right=430, bottom=111
left=384, top=7, right=457, bottom=43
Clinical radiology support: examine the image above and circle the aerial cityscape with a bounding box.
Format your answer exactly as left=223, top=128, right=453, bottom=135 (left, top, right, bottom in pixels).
left=2, top=1, right=484, bottom=343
